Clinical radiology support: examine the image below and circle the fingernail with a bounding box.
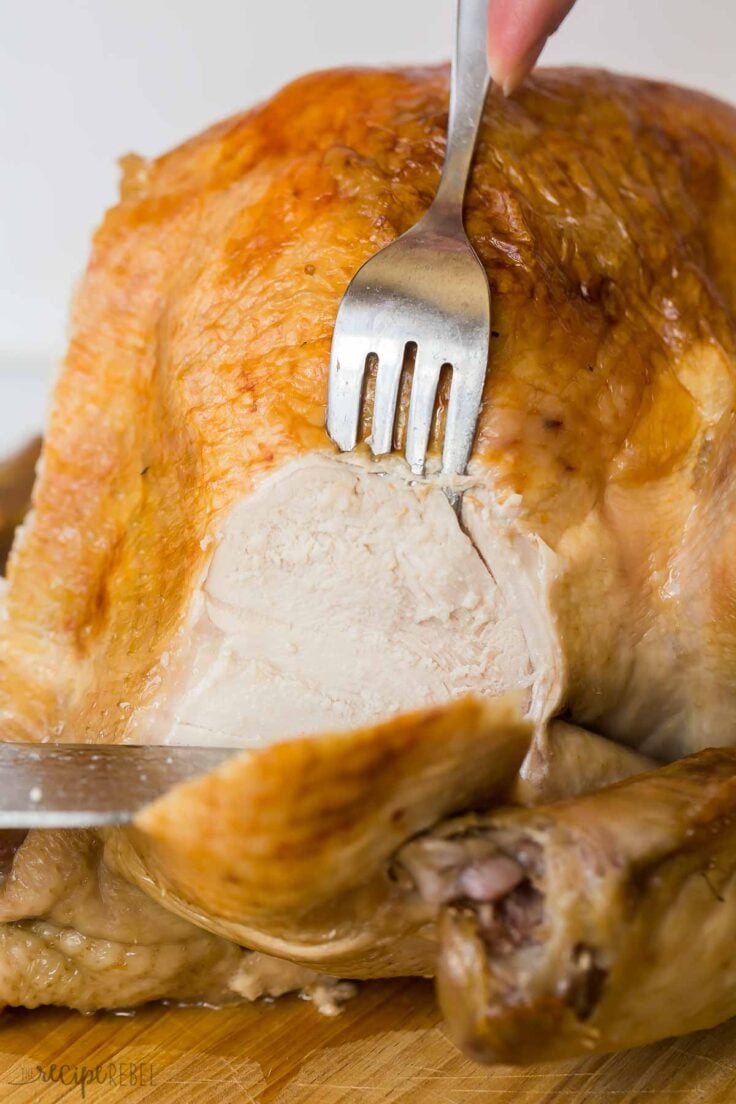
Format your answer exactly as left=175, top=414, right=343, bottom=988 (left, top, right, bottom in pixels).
left=491, top=34, right=547, bottom=97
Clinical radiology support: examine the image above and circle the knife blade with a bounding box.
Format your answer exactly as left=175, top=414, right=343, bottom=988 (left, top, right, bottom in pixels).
left=0, top=743, right=236, bottom=829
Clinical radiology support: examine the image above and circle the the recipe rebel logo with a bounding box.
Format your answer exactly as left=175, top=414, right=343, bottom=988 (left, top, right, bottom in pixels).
left=9, top=1060, right=157, bottom=1099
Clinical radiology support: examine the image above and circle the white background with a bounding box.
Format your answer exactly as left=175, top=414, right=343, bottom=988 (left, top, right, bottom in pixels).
left=1, top=0, right=734, bottom=452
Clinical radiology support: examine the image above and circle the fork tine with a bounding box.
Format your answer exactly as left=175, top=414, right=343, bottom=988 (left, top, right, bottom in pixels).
left=371, top=340, right=405, bottom=457
left=441, top=365, right=486, bottom=476
left=326, top=342, right=367, bottom=451
left=405, top=354, right=443, bottom=475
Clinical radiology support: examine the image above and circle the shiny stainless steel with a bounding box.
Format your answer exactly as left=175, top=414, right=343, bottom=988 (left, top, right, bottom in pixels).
left=327, top=0, right=491, bottom=479
left=0, top=743, right=235, bottom=828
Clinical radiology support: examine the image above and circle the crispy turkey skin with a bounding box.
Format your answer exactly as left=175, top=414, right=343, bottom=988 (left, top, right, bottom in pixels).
left=0, top=64, right=735, bottom=1059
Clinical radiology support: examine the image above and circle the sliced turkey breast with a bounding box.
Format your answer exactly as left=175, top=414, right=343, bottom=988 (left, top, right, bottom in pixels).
left=126, top=457, right=540, bottom=748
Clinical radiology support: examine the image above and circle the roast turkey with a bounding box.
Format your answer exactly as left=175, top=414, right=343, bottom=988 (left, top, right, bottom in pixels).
left=1, top=64, right=736, bottom=1061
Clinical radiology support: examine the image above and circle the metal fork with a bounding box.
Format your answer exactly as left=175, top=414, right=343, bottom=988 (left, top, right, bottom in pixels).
left=326, top=0, right=491, bottom=483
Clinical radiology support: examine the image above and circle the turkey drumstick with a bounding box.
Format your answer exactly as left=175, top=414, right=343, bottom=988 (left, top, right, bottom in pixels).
left=401, top=749, right=736, bottom=1063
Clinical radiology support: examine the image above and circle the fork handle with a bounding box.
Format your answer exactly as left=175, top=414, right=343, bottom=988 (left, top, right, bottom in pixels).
left=432, top=0, right=491, bottom=221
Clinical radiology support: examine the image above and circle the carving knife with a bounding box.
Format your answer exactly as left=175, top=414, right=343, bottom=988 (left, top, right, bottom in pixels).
left=0, top=743, right=235, bottom=829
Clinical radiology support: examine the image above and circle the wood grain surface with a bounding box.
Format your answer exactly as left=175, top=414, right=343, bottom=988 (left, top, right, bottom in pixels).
left=0, top=979, right=735, bottom=1103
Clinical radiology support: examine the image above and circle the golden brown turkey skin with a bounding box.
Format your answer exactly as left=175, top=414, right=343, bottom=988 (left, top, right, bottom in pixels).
left=105, top=697, right=530, bottom=976
left=0, top=64, right=735, bottom=1042
left=2, top=66, right=736, bottom=758
left=401, top=751, right=736, bottom=1064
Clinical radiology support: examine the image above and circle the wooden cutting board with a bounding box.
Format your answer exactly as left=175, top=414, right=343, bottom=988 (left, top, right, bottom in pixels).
left=0, top=979, right=734, bottom=1103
